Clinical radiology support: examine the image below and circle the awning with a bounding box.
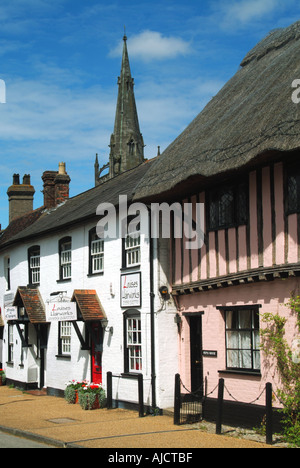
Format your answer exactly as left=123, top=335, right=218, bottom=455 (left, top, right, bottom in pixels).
left=71, top=290, right=107, bottom=351
left=13, top=286, right=46, bottom=324
left=71, top=289, right=106, bottom=322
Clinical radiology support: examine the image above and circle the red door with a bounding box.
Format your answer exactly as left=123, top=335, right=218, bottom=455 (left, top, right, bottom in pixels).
left=91, top=323, right=102, bottom=384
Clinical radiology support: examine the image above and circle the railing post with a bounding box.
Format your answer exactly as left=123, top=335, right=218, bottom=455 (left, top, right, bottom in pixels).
left=174, top=373, right=181, bottom=425
left=138, top=373, right=144, bottom=417
left=265, top=382, right=273, bottom=445
left=107, top=371, right=113, bottom=409
left=216, top=378, right=224, bottom=435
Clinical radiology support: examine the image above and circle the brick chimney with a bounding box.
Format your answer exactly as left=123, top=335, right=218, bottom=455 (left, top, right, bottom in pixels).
left=42, top=163, right=70, bottom=209
left=42, top=170, right=57, bottom=209
left=7, top=174, right=35, bottom=223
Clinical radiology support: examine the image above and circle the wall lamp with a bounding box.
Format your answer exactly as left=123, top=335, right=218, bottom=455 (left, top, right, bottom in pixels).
left=101, top=318, right=113, bottom=334
left=159, top=286, right=170, bottom=301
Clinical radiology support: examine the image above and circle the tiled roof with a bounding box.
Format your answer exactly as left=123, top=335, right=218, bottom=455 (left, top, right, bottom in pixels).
left=72, top=289, right=106, bottom=321
left=13, top=287, right=46, bottom=324
left=0, top=207, right=44, bottom=247
left=0, top=160, right=155, bottom=249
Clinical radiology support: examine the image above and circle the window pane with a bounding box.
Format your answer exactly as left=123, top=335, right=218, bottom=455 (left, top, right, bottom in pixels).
left=225, top=309, right=260, bottom=371
left=127, top=318, right=142, bottom=372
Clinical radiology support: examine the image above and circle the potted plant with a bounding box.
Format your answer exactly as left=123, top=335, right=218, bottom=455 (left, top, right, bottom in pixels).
left=78, top=383, right=106, bottom=410
left=64, top=380, right=88, bottom=404
left=0, top=369, right=6, bottom=386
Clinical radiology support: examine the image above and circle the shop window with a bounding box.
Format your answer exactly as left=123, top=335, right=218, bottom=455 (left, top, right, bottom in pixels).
left=208, top=181, right=248, bottom=230
left=223, top=307, right=260, bottom=372
left=89, top=228, right=104, bottom=275
left=59, top=237, right=72, bottom=280
left=124, top=311, right=142, bottom=373
left=28, top=246, right=40, bottom=285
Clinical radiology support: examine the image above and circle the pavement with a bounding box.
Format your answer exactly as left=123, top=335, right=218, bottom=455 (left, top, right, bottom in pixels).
left=0, top=386, right=276, bottom=449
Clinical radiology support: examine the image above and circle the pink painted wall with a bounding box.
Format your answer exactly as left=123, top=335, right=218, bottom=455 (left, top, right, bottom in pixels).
left=177, top=277, right=300, bottom=407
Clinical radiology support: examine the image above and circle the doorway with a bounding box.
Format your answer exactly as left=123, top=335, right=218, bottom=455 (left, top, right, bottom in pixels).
left=91, top=322, right=103, bottom=384
left=189, top=315, right=204, bottom=396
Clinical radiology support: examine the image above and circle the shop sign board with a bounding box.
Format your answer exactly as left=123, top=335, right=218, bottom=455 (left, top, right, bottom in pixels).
left=4, top=306, right=18, bottom=321
left=121, top=272, right=141, bottom=308
left=46, top=302, right=77, bottom=322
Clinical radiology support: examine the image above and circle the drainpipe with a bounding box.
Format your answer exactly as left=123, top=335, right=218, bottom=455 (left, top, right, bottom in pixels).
left=148, top=207, right=156, bottom=410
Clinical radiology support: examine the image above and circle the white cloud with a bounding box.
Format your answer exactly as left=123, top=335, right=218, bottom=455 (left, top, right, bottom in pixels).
left=226, top=0, right=280, bottom=23
left=211, top=0, right=286, bottom=30
left=110, top=30, right=192, bottom=61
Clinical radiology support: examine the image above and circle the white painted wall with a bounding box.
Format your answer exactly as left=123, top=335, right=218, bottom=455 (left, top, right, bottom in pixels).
left=0, top=216, right=179, bottom=409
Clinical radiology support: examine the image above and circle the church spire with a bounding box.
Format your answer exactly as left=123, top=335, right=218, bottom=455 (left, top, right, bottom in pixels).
left=108, top=34, right=145, bottom=177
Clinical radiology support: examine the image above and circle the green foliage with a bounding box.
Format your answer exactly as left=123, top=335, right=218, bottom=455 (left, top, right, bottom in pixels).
left=64, top=385, right=77, bottom=404
left=78, top=383, right=106, bottom=410
left=260, top=294, right=300, bottom=447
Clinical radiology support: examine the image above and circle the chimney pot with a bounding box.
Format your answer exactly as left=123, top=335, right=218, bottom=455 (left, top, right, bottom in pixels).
left=7, top=174, right=35, bottom=223
left=58, top=162, right=66, bottom=175
left=13, top=174, right=20, bottom=185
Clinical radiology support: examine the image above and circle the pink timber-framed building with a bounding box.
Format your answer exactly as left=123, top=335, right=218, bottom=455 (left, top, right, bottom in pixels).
left=134, top=21, right=300, bottom=426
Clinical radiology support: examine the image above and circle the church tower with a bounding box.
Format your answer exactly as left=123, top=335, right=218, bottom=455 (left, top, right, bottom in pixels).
left=95, top=35, right=145, bottom=185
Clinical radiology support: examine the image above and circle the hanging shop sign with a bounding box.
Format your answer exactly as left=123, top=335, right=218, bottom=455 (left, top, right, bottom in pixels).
left=121, top=272, right=141, bottom=308
left=4, top=306, right=18, bottom=321
left=46, top=302, right=77, bottom=322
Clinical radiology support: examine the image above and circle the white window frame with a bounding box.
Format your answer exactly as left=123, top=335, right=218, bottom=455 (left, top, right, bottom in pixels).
left=60, top=321, right=71, bottom=355
left=30, top=254, right=40, bottom=284
left=127, top=317, right=142, bottom=372
left=91, top=238, right=104, bottom=274
left=60, top=241, right=72, bottom=280
left=125, top=232, right=141, bottom=267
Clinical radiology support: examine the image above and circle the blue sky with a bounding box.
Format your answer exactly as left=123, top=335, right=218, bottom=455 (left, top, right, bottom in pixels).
left=0, top=0, right=300, bottom=228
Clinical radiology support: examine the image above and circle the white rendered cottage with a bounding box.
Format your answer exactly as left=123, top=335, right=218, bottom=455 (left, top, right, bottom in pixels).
left=0, top=36, right=178, bottom=411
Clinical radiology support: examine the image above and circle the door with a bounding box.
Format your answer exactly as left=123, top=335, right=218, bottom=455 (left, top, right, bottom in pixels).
left=37, top=324, right=49, bottom=389
left=190, top=316, right=203, bottom=396
left=91, top=323, right=103, bottom=384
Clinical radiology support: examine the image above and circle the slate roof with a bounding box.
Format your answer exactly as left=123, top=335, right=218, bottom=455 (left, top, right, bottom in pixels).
left=133, top=20, right=300, bottom=201
left=13, top=286, right=46, bottom=324
left=0, top=159, right=155, bottom=250
left=72, top=290, right=106, bottom=321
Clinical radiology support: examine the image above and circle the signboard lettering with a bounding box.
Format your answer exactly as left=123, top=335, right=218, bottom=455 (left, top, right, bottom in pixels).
left=46, top=302, right=77, bottom=322
left=4, top=306, right=18, bottom=321
left=202, top=350, right=218, bottom=358
left=121, top=272, right=141, bottom=308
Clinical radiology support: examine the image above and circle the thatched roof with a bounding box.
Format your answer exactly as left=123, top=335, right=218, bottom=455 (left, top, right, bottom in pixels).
left=134, top=20, right=300, bottom=201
